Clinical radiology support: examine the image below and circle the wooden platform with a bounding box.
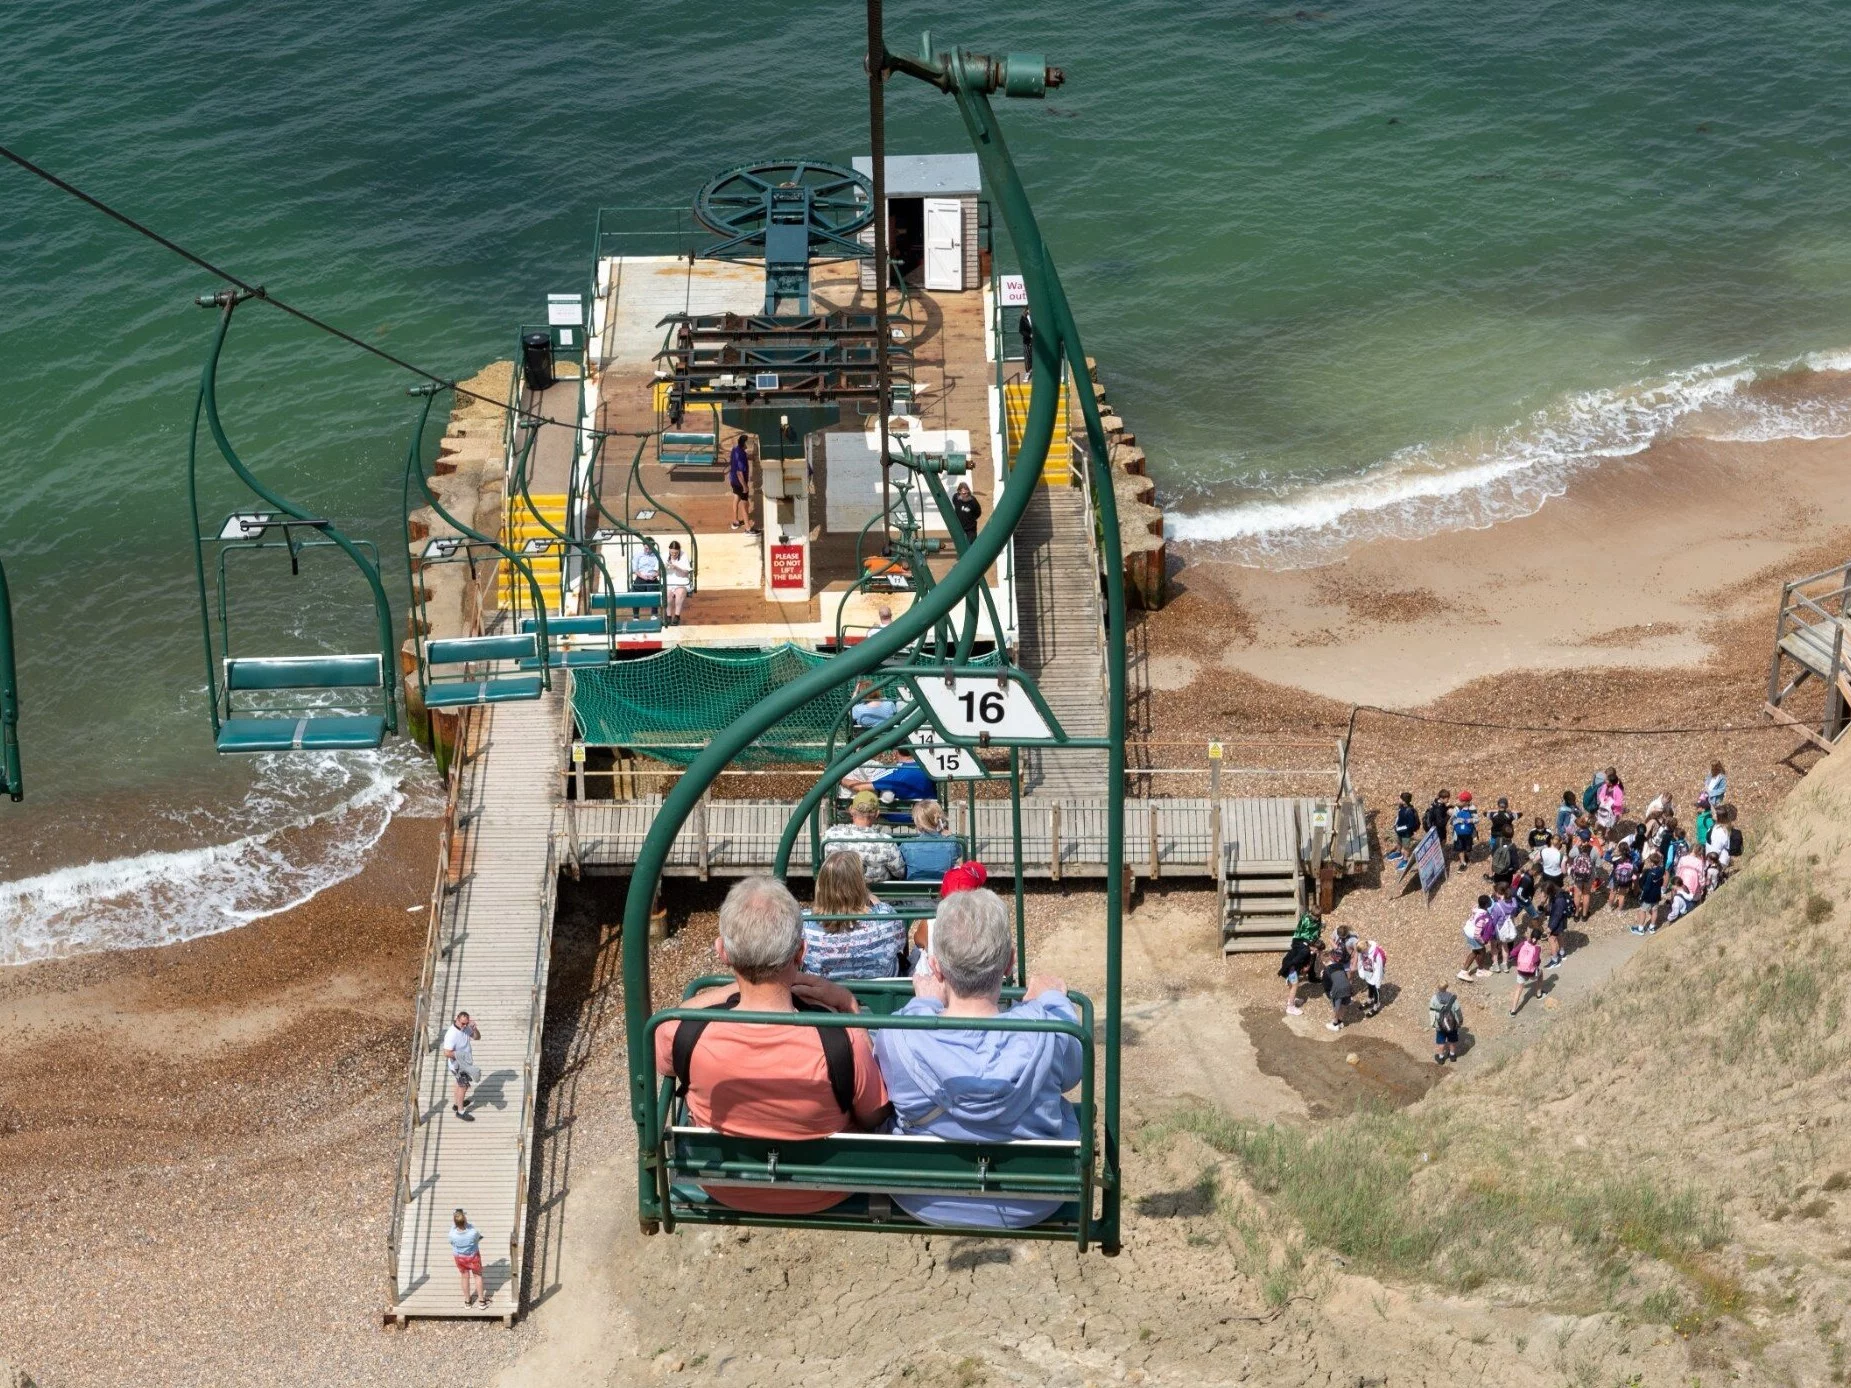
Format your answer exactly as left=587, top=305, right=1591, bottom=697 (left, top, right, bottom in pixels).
left=388, top=695, right=562, bottom=1322
left=567, top=793, right=1353, bottom=880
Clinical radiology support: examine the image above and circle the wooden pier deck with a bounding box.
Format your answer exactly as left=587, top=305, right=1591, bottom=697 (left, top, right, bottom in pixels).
left=388, top=694, right=562, bottom=1323
left=566, top=793, right=1360, bottom=880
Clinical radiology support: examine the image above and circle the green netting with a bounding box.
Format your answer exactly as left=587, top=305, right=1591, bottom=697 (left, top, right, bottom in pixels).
left=572, top=644, right=998, bottom=765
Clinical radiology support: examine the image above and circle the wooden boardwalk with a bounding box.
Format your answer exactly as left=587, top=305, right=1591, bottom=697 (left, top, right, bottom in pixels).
left=567, top=793, right=1351, bottom=880
left=1015, top=484, right=1111, bottom=796
left=388, top=694, right=563, bottom=1322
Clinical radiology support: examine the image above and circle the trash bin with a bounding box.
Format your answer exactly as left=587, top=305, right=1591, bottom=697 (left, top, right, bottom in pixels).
left=521, top=331, right=555, bottom=392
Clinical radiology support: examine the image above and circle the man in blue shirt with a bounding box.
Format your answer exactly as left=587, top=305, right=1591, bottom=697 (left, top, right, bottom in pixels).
left=872, top=888, right=1082, bottom=1229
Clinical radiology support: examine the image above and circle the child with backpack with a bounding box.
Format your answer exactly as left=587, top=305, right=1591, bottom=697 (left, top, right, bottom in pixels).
left=1509, top=926, right=1544, bottom=1015
left=1429, top=982, right=1463, bottom=1064
left=1489, top=886, right=1520, bottom=973
left=1451, top=792, right=1479, bottom=871
left=1543, top=880, right=1573, bottom=967
left=1357, top=939, right=1387, bottom=1017
left=1459, top=895, right=1494, bottom=981
left=1567, top=842, right=1596, bottom=921
left=1633, top=850, right=1665, bottom=933
left=1606, top=841, right=1637, bottom=913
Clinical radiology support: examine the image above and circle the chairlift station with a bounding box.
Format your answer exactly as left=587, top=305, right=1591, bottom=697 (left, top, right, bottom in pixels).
left=158, top=34, right=1369, bottom=1326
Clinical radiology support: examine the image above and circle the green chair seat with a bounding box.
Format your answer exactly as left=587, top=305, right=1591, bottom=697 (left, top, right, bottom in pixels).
left=216, top=714, right=387, bottom=753
left=224, top=654, right=382, bottom=691
left=423, top=676, right=545, bottom=708
left=591, top=591, right=663, bottom=611
left=518, top=649, right=613, bottom=671
left=520, top=615, right=608, bottom=637
left=664, top=1182, right=1082, bottom=1239
left=666, top=1127, right=1087, bottom=1203
left=426, top=634, right=539, bottom=665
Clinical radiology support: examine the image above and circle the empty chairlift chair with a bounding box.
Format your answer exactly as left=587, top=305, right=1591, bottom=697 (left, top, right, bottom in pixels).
left=187, top=291, right=399, bottom=754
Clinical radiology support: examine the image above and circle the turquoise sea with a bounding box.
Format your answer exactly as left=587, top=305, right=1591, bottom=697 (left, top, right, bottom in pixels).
left=2, top=0, right=1849, bottom=957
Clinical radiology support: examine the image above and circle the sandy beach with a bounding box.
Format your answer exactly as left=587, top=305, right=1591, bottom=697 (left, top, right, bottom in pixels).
left=2, top=415, right=1850, bottom=1384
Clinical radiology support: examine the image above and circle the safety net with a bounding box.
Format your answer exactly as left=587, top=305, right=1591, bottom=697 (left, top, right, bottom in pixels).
left=572, top=644, right=999, bottom=765
left=572, top=645, right=849, bottom=765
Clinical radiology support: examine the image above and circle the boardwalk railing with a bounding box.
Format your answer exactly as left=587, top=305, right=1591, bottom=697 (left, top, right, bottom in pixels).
left=386, top=705, right=471, bottom=1312
left=1766, top=559, right=1851, bottom=750
left=508, top=829, right=561, bottom=1309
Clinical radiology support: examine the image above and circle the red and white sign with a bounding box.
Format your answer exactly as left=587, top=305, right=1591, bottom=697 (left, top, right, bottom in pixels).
left=769, top=543, right=806, bottom=592
left=998, top=274, right=1028, bottom=307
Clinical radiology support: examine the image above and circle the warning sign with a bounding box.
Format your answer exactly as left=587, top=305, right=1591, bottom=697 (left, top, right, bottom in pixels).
left=769, top=544, right=806, bottom=592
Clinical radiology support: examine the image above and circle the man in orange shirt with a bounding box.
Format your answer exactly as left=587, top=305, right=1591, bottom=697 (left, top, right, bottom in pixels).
left=655, top=875, right=888, bottom=1213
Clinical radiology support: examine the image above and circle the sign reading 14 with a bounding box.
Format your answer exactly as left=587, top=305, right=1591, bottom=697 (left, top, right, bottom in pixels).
left=914, top=673, right=1055, bottom=744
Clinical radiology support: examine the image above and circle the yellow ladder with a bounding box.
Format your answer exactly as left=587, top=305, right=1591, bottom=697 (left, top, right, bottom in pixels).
left=1003, top=379, right=1072, bottom=484
left=498, top=493, right=569, bottom=611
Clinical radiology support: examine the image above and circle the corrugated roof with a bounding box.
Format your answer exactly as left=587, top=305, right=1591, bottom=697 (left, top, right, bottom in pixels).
left=851, top=153, right=981, bottom=198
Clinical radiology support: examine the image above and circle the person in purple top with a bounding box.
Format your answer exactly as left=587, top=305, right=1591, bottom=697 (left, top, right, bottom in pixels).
left=872, top=888, right=1082, bottom=1229
left=727, top=436, right=756, bottom=532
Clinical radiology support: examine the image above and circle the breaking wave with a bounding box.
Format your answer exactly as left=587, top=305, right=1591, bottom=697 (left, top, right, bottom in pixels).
left=1167, top=351, right=1851, bottom=567
left=0, top=742, right=444, bottom=966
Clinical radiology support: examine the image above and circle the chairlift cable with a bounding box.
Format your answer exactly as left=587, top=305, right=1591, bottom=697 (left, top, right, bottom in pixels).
left=0, top=141, right=647, bottom=438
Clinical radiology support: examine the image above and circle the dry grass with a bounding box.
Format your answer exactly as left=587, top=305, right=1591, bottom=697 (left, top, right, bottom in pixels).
left=1150, top=1105, right=1725, bottom=1318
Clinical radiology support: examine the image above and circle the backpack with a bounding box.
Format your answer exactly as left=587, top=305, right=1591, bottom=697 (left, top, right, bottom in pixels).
left=1429, top=992, right=1460, bottom=1031
left=1491, top=841, right=1516, bottom=875
left=671, top=994, right=864, bottom=1118
left=1569, top=853, right=1593, bottom=881
left=1728, top=826, right=1744, bottom=856
left=1496, top=910, right=1519, bottom=944
left=1612, top=858, right=1636, bottom=887
left=1582, top=781, right=1601, bottom=815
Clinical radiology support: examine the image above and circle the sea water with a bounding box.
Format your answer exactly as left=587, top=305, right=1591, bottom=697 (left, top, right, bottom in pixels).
left=1, top=0, right=1848, bottom=956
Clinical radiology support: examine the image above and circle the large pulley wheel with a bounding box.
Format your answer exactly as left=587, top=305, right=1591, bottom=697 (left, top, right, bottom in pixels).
left=694, top=160, right=874, bottom=260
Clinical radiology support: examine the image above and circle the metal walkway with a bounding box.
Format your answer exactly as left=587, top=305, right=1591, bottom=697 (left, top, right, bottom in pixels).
left=388, top=693, right=562, bottom=1323
left=1015, top=484, right=1110, bottom=796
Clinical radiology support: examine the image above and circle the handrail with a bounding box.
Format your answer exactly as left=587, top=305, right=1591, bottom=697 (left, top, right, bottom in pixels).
left=187, top=292, right=400, bottom=739
left=620, top=436, right=700, bottom=592
left=0, top=558, right=20, bottom=801
left=508, top=826, right=561, bottom=1315
left=385, top=715, right=469, bottom=1310
left=400, top=387, right=554, bottom=698
left=510, top=417, right=621, bottom=647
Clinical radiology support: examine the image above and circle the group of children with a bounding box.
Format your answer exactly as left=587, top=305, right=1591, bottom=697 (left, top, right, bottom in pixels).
left=1277, top=914, right=1389, bottom=1033
left=1392, top=761, right=1744, bottom=1063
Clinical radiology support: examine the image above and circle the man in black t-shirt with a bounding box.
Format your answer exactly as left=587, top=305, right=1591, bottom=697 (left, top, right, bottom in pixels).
left=1279, top=934, right=1320, bottom=1017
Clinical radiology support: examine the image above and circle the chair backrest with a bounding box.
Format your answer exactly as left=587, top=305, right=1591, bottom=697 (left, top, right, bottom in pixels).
left=425, top=634, right=539, bottom=666
left=224, top=654, right=382, bottom=691
left=901, top=835, right=963, bottom=880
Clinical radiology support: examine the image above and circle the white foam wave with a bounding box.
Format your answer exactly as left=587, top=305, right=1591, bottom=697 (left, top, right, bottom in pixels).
left=1167, top=350, right=1851, bottom=567
left=0, top=742, right=444, bottom=966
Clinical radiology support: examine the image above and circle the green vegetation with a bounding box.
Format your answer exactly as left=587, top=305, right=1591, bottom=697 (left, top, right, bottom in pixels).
left=1149, top=1105, right=1726, bottom=1317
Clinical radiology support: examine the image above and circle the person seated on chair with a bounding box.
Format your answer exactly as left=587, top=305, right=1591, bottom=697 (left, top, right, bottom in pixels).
left=662, top=540, right=691, bottom=626
left=900, top=800, right=962, bottom=881
left=655, top=876, right=889, bottom=1214
left=630, top=543, right=661, bottom=590
left=803, top=852, right=908, bottom=981
left=872, top=888, right=1082, bottom=1230
left=820, top=791, right=906, bottom=884
left=849, top=680, right=898, bottom=729
left=839, top=751, right=935, bottom=807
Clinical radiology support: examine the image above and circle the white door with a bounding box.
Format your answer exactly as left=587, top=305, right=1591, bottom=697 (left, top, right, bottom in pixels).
left=922, top=198, right=964, bottom=291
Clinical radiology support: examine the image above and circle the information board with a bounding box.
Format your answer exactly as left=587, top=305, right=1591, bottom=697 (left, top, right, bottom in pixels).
left=769, top=544, right=806, bottom=592
left=1413, top=827, right=1447, bottom=899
